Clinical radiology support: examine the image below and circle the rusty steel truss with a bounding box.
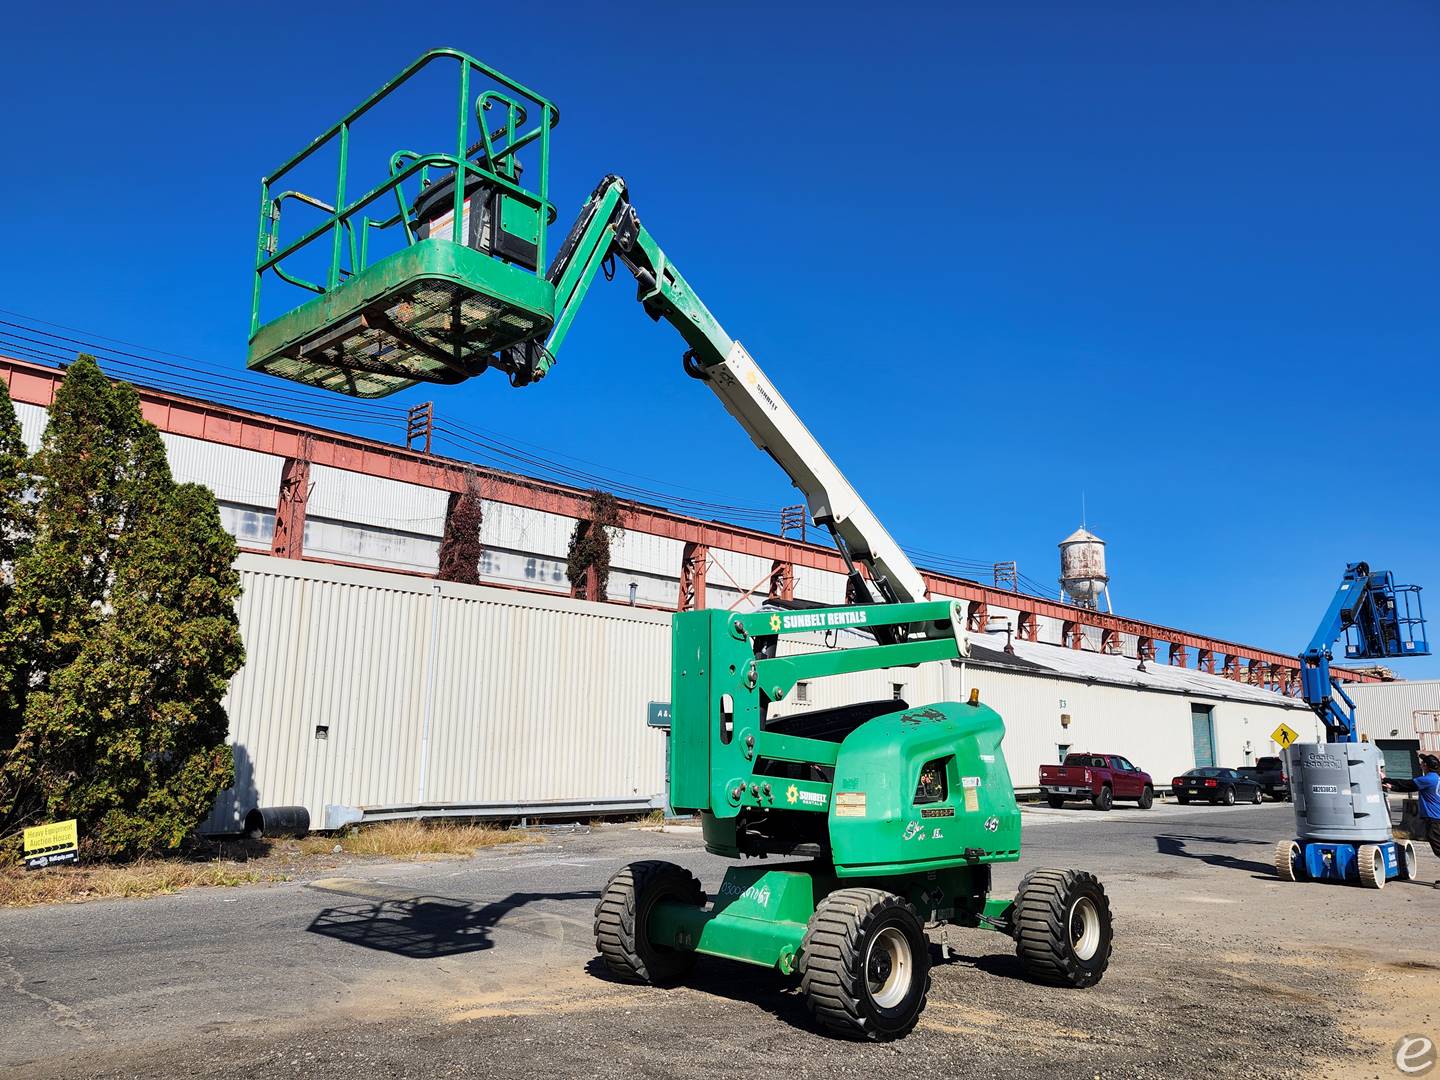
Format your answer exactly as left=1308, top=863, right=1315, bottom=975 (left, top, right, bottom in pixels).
left=1, top=354, right=1375, bottom=695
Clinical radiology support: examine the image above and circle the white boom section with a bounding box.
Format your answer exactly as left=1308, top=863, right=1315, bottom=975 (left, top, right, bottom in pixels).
left=704, top=341, right=932, bottom=609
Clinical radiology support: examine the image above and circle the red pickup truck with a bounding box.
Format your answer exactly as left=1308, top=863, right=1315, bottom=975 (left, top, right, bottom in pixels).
left=1039, top=753, right=1154, bottom=811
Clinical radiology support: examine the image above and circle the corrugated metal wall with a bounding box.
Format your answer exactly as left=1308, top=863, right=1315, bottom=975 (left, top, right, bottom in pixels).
left=205, top=553, right=671, bottom=832
left=1351, top=680, right=1440, bottom=746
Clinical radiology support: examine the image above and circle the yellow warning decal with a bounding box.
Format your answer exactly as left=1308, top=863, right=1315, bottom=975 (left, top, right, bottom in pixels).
left=961, top=777, right=981, bottom=813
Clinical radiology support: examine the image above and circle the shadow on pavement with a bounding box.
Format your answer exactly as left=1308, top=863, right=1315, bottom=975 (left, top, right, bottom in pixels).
left=584, top=934, right=1043, bottom=1035
left=308, top=890, right=600, bottom=958
left=586, top=954, right=814, bottom=1032
left=1154, top=833, right=1274, bottom=876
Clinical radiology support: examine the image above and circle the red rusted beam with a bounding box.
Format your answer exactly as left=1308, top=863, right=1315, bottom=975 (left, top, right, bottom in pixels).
left=768, top=559, right=794, bottom=603
left=271, top=454, right=310, bottom=560
left=679, top=542, right=708, bottom=611
left=1168, top=643, right=1187, bottom=667
left=967, top=599, right=989, bottom=634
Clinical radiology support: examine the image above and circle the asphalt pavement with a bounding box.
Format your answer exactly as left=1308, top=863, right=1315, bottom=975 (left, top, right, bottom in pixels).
left=1, top=799, right=1435, bottom=1079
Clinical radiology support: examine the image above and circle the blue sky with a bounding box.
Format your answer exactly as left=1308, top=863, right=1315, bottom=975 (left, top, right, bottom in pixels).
left=2, top=2, right=1436, bottom=672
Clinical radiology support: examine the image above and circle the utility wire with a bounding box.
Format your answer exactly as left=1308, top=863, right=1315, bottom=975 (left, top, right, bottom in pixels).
left=2, top=308, right=1044, bottom=587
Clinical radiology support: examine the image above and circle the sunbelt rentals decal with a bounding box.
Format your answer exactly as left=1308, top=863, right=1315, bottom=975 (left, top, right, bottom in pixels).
left=768, top=610, right=868, bottom=633
left=785, top=784, right=828, bottom=808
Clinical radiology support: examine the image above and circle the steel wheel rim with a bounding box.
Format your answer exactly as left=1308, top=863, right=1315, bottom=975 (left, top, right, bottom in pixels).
left=1371, top=847, right=1385, bottom=881
left=1068, top=897, right=1101, bottom=961
left=1403, top=842, right=1417, bottom=879
left=865, top=926, right=912, bottom=1009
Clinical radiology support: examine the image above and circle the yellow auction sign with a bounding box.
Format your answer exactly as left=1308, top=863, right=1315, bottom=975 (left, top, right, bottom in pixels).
left=23, top=819, right=79, bottom=870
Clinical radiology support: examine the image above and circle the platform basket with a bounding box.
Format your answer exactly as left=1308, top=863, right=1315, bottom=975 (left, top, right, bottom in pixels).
left=247, top=49, right=559, bottom=399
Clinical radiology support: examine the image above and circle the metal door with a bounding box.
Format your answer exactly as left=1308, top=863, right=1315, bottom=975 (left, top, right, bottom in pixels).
left=1191, top=706, right=1215, bottom=768
left=1377, top=739, right=1419, bottom=781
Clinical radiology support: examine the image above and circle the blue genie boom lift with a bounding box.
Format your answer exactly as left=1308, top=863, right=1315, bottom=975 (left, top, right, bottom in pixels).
left=1274, top=562, right=1430, bottom=888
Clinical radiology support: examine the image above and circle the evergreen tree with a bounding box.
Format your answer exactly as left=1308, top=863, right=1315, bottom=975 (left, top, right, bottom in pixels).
left=0, top=376, right=29, bottom=575
left=0, top=378, right=33, bottom=754
left=0, top=357, right=243, bottom=858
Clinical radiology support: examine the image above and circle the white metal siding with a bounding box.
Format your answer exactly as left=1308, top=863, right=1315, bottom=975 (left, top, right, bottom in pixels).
left=14, top=401, right=47, bottom=454
left=205, top=553, right=671, bottom=832
left=160, top=432, right=282, bottom=509
left=308, top=464, right=448, bottom=535
left=1351, top=681, right=1440, bottom=744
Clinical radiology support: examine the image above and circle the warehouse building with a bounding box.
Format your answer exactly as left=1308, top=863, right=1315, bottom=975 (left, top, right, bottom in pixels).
left=1, top=353, right=1365, bottom=832
left=201, top=553, right=1319, bottom=832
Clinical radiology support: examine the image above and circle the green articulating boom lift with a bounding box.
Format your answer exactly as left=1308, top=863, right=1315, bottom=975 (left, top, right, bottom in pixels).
left=246, top=49, right=1113, bottom=1040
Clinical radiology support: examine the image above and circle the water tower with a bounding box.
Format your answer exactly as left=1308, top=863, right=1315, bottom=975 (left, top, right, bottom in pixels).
left=1059, top=527, right=1112, bottom=612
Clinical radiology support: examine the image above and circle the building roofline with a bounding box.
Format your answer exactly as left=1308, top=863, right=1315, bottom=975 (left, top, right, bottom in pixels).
left=1, top=352, right=1380, bottom=688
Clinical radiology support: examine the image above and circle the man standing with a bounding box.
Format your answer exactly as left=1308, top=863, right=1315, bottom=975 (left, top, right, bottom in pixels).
left=1383, top=753, right=1440, bottom=886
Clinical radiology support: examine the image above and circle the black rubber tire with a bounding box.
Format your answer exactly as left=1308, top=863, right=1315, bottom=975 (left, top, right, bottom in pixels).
left=1046, top=795, right=1067, bottom=809
left=1251, top=787, right=1263, bottom=805
left=798, top=888, right=931, bottom=1041
left=1093, top=786, right=1113, bottom=812
left=1137, top=786, right=1154, bottom=810
left=594, top=861, right=705, bottom=985
left=1221, top=786, right=1236, bottom=807
left=1013, top=868, right=1113, bottom=988
left=1177, top=794, right=1190, bottom=805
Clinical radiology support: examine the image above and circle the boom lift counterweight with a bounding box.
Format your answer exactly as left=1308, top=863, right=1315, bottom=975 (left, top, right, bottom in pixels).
left=245, top=49, right=1113, bottom=1039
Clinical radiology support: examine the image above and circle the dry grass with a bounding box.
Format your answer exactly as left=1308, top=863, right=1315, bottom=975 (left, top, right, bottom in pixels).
left=0, top=821, right=539, bottom=908
left=294, top=819, right=538, bottom=859
left=0, top=859, right=269, bottom=908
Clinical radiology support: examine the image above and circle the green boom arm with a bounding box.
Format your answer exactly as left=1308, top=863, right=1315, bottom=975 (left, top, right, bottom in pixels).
left=526, top=176, right=940, bottom=614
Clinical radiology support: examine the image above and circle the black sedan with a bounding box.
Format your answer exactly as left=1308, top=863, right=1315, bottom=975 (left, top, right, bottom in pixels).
left=1169, top=768, right=1263, bottom=806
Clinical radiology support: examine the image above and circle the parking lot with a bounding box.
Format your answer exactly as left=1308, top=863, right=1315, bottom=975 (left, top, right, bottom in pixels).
left=1, top=799, right=1435, bottom=1080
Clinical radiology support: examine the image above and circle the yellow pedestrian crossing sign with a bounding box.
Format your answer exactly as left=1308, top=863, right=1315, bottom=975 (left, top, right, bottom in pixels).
left=1271, top=722, right=1300, bottom=749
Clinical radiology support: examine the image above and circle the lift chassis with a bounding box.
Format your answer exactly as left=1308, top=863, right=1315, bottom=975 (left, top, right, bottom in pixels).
left=593, top=600, right=1110, bottom=1038
left=245, top=49, right=1113, bottom=1039
left=1274, top=562, right=1429, bottom=889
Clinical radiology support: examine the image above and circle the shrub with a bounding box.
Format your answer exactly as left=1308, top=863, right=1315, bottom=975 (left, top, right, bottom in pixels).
left=0, top=357, right=244, bottom=861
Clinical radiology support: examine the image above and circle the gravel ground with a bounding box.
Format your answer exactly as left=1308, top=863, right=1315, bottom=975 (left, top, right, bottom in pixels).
left=2, top=800, right=1433, bottom=1080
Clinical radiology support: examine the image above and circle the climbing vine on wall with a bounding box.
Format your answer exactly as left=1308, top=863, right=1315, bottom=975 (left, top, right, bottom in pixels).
left=437, top=473, right=485, bottom=585
left=566, top=491, right=624, bottom=600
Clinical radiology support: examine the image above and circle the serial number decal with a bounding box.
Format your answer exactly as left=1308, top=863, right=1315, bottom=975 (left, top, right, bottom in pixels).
left=921, top=807, right=955, bottom=819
